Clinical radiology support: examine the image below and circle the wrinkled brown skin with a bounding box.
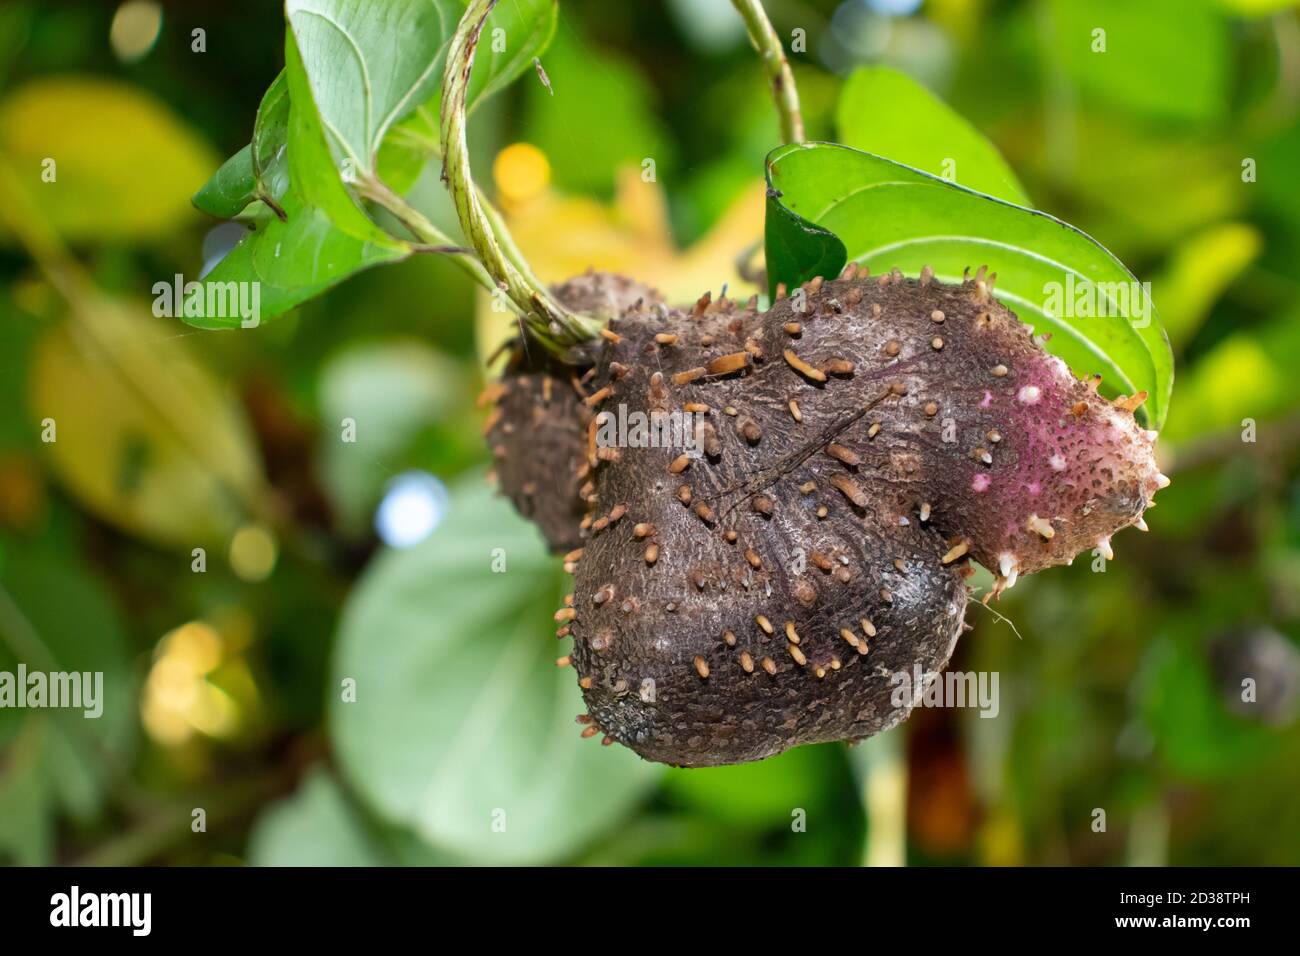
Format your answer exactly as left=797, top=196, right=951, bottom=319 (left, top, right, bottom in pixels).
left=492, top=268, right=1165, bottom=767
left=486, top=272, right=662, bottom=552
left=486, top=361, right=590, bottom=552
left=550, top=270, right=664, bottom=319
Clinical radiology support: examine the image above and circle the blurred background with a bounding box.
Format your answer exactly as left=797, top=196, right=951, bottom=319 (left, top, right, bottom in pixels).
left=1, top=0, right=1299, bottom=866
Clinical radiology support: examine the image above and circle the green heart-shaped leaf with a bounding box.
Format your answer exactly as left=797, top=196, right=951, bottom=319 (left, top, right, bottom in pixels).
left=330, top=477, right=660, bottom=864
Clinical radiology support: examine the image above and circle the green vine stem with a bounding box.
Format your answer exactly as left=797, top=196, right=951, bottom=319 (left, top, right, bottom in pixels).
left=440, top=0, right=599, bottom=355
left=377, top=107, right=547, bottom=290
left=354, top=174, right=497, bottom=287
left=731, top=0, right=805, bottom=144
left=434, top=0, right=802, bottom=355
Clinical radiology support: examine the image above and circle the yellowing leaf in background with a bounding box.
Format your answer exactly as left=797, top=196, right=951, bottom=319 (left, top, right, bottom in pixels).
left=0, top=77, right=217, bottom=242
left=30, top=298, right=269, bottom=550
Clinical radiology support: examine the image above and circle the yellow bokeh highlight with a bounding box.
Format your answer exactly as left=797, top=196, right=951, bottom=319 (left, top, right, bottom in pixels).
left=229, top=523, right=278, bottom=582
left=161, top=619, right=222, bottom=674
left=110, top=1, right=163, bottom=64
left=141, top=621, right=240, bottom=746
left=492, top=142, right=552, bottom=206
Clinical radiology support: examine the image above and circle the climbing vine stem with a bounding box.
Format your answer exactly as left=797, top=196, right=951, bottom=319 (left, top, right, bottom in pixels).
left=731, top=0, right=805, bottom=144
left=437, top=0, right=801, bottom=356
left=440, top=0, right=599, bottom=355
left=356, top=175, right=487, bottom=277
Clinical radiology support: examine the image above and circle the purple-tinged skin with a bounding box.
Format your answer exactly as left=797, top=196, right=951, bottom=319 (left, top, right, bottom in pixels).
left=755, top=269, right=1166, bottom=593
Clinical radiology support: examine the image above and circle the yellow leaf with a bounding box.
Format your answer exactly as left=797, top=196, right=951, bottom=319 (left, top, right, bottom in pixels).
left=0, top=77, right=217, bottom=242
left=30, top=297, right=267, bottom=550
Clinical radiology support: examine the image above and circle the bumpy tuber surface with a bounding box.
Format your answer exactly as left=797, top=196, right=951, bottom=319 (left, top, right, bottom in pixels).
left=486, top=272, right=662, bottom=551
left=485, top=266, right=1166, bottom=766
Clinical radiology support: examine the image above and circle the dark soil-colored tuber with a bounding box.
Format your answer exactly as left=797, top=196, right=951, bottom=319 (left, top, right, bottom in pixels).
left=486, top=266, right=1166, bottom=766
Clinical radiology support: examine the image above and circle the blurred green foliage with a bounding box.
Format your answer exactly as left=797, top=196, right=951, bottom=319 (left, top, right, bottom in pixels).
left=0, top=0, right=1298, bottom=867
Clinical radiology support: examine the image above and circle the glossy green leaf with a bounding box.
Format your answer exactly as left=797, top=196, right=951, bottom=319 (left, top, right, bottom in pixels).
left=188, top=33, right=412, bottom=329
left=835, top=66, right=1030, bottom=206
left=285, top=0, right=456, bottom=179
left=190, top=1, right=560, bottom=324
left=192, top=144, right=259, bottom=219
left=763, top=186, right=845, bottom=295
left=464, top=0, right=558, bottom=110
left=188, top=190, right=408, bottom=328
left=374, top=105, right=439, bottom=194
left=199, top=0, right=555, bottom=213
left=331, top=477, right=660, bottom=864
left=357, top=0, right=557, bottom=190
left=193, top=74, right=292, bottom=221
left=252, top=71, right=291, bottom=206
left=284, top=0, right=555, bottom=181
left=764, top=141, right=1173, bottom=428
left=282, top=32, right=395, bottom=239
